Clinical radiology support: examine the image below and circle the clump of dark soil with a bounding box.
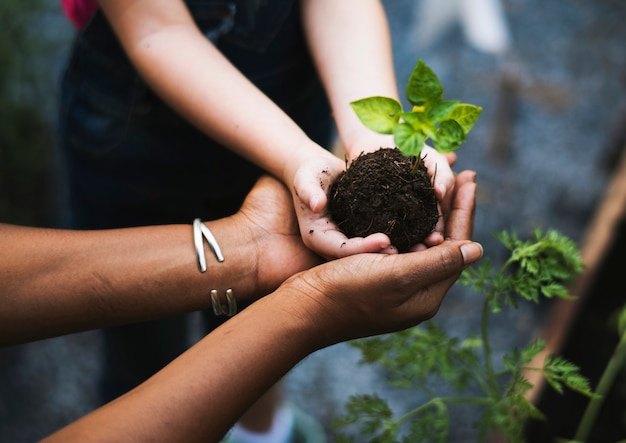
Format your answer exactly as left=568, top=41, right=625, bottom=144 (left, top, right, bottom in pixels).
left=328, top=147, right=439, bottom=252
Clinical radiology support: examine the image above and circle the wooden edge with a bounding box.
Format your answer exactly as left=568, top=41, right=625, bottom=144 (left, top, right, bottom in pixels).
left=524, top=145, right=626, bottom=405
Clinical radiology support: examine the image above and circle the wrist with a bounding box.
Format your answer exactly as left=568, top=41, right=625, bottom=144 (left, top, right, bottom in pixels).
left=202, top=216, right=260, bottom=301
left=339, top=127, right=396, bottom=160
left=262, top=283, right=331, bottom=353
left=280, top=140, right=337, bottom=188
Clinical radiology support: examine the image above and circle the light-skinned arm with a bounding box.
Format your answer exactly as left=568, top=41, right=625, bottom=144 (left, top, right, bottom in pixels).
left=300, top=0, right=457, bottom=242
left=301, top=0, right=399, bottom=158
left=40, top=170, right=481, bottom=443
left=94, top=0, right=392, bottom=259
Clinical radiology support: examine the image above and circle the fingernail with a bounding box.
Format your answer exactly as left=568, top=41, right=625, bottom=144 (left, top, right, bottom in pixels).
left=309, top=195, right=321, bottom=212
left=460, top=242, right=483, bottom=264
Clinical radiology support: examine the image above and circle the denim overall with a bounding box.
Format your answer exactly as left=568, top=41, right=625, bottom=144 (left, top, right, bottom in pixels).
left=58, top=0, right=333, bottom=402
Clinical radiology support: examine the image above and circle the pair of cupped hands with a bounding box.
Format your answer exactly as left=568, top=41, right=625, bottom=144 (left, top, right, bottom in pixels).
left=292, top=145, right=462, bottom=259
left=235, top=144, right=482, bottom=342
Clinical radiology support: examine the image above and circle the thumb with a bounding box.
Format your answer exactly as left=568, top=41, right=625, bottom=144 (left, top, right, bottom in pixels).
left=391, top=240, right=483, bottom=289
left=459, top=241, right=484, bottom=266
left=420, top=240, right=483, bottom=280
left=293, top=169, right=331, bottom=214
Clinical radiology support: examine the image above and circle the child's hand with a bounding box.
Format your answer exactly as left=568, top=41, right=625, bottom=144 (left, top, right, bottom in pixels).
left=288, top=144, right=457, bottom=259
left=290, top=154, right=394, bottom=259
left=411, top=146, right=457, bottom=251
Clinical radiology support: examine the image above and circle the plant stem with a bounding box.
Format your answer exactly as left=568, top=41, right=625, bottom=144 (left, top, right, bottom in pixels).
left=574, top=327, right=626, bottom=442
left=397, top=396, right=492, bottom=424
left=481, top=298, right=500, bottom=396
left=438, top=396, right=493, bottom=406
left=410, top=155, right=422, bottom=175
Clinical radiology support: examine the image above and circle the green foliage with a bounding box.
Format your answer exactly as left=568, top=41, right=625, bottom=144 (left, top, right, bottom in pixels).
left=350, top=59, right=482, bottom=159
left=461, top=228, right=584, bottom=312
left=353, top=323, right=481, bottom=392
left=333, top=394, right=398, bottom=443
left=333, top=228, right=595, bottom=442
left=542, top=356, right=595, bottom=397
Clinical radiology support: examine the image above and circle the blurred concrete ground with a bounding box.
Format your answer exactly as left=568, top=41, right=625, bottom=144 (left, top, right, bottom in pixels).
left=1, top=0, right=625, bottom=441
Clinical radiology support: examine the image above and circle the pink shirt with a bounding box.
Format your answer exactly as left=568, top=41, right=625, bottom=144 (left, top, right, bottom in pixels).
left=60, top=0, right=98, bottom=29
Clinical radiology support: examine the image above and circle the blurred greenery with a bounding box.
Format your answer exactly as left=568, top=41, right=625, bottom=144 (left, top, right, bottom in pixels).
left=0, top=0, right=67, bottom=226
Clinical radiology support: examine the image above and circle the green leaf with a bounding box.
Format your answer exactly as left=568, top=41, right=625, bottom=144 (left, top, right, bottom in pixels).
left=407, top=399, right=450, bottom=442
left=427, top=100, right=460, bottom=123
left=541, top=282, right=574, bottom=300
left=394, top=122, right=425, bottom=157
left=432, top=119, right=465, bottom=153
left=460, top=336, right=482, bottom=349
left=401, top=111, right=437, bottom=139
left=489, top=227, right=584, bottom=308
left=406, top=59, right=444, bottom=107
left=543, top=355, right=597, bottom=398
left=350, top=97, right=402, bottom=134
left=332, top=394, right=399, bottom=443
left=521, top=339, right=546, bottom=364
left=446, top=103, right=483, bottom=134
left=503, top=348, right=521, bottom=371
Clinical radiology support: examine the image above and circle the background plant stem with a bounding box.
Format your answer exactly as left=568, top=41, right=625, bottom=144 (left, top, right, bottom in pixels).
left=574, top=326, right=626, bottom=442
left=481, top=298, right=500, bottom=396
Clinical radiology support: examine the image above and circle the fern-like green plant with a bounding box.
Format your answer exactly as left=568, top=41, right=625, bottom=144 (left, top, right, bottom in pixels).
left=333, top=228, right=595, bottom=443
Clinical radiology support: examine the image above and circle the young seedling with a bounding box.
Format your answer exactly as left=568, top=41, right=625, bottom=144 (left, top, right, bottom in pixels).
left=328, top=59, right=482, bottom=251
left=349, top=59, right=482, bottom=170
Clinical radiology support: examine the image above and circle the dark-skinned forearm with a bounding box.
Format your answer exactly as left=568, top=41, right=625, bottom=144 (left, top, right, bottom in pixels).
left=0, top=217, right=259, bottom=346
left=40, top=291, right=317, bottom=443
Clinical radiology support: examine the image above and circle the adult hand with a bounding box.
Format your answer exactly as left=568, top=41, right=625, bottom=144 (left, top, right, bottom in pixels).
left=231, top=175, right=324, bottom=296
left=278, top=169, right=480, bottom=347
